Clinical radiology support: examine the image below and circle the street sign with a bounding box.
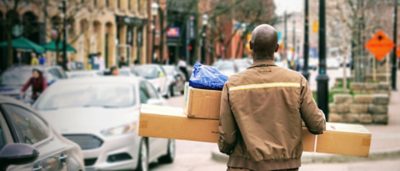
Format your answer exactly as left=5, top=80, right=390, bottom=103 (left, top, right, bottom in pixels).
left=365, top=30, right=394, bottom=61
left=397, top=45, right=400, bottom=58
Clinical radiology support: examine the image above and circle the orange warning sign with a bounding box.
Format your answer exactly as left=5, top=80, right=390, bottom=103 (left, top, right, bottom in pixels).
left=365, top=30, right=394, bottom=61
left=397, top=46, right=400, bottom=58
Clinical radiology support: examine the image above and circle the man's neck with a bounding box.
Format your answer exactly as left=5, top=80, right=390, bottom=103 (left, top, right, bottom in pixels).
left=252, top=59, right=275, bottom=66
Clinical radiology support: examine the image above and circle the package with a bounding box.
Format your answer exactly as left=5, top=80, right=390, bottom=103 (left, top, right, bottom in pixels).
left=314, top=123, right=371, bottom=157
left=139, top=105, right=371, bottom=157
left=139, top=104, right=219, bottom=143
left=189, top=62, right=228, bottom=90
left=185, top=87, right=221, bottom=120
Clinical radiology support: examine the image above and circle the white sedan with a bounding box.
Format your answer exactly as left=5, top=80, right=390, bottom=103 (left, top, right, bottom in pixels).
left=34, top=77, right=175, bottom=171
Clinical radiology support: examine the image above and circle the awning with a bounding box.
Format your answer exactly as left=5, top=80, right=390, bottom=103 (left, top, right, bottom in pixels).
left=0, top=37, right=45, bottom=53
left=43, top=40, right=76, bottom=53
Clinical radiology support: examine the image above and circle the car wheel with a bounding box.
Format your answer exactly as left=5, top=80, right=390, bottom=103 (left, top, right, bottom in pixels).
left=136, top=140, right=149, bottom=171
left=169, top=85, right=175, bottom=97
left=159, top=140, right=175, bottom=164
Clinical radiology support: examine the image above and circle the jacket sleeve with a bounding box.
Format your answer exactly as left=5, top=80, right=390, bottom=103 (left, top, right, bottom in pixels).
left=21, top=78, right=32, bottom=93
left=300, top=76, right=326, bottom=134
left=218, top=83, right=238, bottom=155
left=42, top=78, right=48, bottom=90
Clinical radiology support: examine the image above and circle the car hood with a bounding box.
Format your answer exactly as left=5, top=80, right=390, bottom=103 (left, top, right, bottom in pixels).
left=0, top=85, right=20, bottom=95
left=39, top=107, right=140, bottom=135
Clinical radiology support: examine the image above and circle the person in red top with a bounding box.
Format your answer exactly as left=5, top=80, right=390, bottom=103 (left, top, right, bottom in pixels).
left=21, top=68, right=47, bottom=102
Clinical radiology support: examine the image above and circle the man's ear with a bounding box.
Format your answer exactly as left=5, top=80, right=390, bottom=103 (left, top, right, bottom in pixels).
left=275, top=44, right=279, bottom=52
left=250, top=41, right=254, bottom=50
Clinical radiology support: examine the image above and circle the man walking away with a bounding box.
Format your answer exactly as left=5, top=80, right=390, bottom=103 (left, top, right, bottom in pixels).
left=218, top=24, right=326, bottom=171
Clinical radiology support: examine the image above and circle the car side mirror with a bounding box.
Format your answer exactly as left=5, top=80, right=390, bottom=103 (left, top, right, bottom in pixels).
left=0, top=144, right=39, bottom=170
left=146, top=98, right=163, bottom=105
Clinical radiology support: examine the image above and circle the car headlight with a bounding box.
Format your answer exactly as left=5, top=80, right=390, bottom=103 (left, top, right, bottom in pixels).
left=101, top=122, right=137, bottom=137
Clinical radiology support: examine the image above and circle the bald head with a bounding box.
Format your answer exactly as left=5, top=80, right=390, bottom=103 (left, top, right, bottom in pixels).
left=250, top=24, right=279, bottom=60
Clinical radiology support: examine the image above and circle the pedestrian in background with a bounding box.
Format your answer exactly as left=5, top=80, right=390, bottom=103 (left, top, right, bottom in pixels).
left=119, top=56, right=128, bottom=68
left=30, top=53, right=39, bottom=66
left=109, top=66, right=119, bottom=76
left=20, top=68, right=47, bottom=102
left=218, top=24, right=326, bottom=171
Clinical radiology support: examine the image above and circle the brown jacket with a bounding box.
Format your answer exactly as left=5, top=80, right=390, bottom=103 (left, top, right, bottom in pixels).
left=218, top=60, right=326, bottom=171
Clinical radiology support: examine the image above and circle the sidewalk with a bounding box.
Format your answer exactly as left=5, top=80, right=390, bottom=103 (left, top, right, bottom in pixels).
left=211, top=72, right=400, bottom=164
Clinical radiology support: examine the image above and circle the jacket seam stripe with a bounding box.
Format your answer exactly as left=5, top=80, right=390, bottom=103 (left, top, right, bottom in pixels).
left=229, top=82, right=300, bottom=91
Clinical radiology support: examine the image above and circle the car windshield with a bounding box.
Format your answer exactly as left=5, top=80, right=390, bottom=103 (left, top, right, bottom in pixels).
left=132, top=66, right=159, bottom=79
left=235, top=60, right=251, bottom=70
left=35, top=83, right=136, bottom=110
left=163, top=66, right=175, bottom=76
left=214, top=61, right=235, bottom=71
left=0, top=68, right=32, bottom=85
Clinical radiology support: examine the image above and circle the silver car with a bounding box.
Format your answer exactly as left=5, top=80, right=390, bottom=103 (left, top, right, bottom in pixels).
left=34, top=77, right=175, bottom=171
left=0, top=95, right=84, bottom=171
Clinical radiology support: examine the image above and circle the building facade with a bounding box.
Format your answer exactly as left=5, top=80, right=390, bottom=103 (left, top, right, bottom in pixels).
left=0, top=0, right=149, bottom=70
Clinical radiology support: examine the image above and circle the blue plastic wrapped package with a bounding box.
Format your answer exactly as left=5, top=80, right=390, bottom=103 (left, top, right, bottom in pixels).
left=189, top=63, right=228, bottom=90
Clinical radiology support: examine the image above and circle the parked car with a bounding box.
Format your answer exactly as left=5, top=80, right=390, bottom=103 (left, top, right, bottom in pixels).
left=213, top=60, right=238, bottom=77
left=327, top=57, right=340, bottom=69
left=131, top=64, right=169, bottom=98
left=0, top=95, right=84, bottom=171
left=34, top=77, right=175, bottom=171
left=0, top=65, right=67, bottom=102
left=67, top=70, right=101, bottom=78
left=162, top=65, right=186, bottom=97
left=234, top=58, right=252, bottom=72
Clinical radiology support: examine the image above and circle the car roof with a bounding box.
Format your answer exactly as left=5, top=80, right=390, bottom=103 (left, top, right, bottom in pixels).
left=52, top=76, right=142, bottom=86
left=4, top=65, right=61, bottom=72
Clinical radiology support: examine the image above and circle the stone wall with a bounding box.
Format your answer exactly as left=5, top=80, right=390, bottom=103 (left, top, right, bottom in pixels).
left=329, top=82, right=390, bottom=125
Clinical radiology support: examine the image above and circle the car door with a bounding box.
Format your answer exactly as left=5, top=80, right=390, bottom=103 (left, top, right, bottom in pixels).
left=1, top=104, right=69, bottom=171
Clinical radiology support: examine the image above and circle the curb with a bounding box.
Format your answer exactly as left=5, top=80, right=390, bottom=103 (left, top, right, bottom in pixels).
left=211, top=148, right=400, bottom=164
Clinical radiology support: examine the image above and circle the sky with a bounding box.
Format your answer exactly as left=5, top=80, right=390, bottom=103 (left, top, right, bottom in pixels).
left=274, top=0, right=303, bottom=16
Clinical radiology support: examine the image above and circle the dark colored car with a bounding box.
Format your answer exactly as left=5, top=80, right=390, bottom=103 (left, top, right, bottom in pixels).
left=0, top=65, right=67, bottom=102
left=0, top=95, right=84, bottom=171
left=162, top=65, right=186, bottom=97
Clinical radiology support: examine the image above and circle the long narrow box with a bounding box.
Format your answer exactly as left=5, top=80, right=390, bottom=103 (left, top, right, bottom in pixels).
left=185, top=87, right=221, bottom=120
left=139, top=105, right=371, bottom=157
left=140, top=104, right=219, bottom=143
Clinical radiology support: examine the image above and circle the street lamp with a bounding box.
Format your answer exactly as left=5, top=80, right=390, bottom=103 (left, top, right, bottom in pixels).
left=391, top=0, right=398, bottom=91
left=302, top=0, right=310, bottom=80
left=201, top=14, right=208, bottom=63
left=317, top=0, right=330, bottom=120
left=59, top=0, right=68, bottom=70
left=151, top=2, right=159, bottom=63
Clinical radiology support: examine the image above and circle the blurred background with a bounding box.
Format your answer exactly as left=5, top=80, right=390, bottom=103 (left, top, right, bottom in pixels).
left=0, top=0, right=400, bottom=171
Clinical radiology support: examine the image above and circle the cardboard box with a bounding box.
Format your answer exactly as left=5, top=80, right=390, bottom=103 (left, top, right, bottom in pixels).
left=314, top=123, right=371, bottom=157
left=139, top=105, right=371, bottom=157
left=139, top=104, right=219, bottom=143
left=185, top=87, right=221, bottom=120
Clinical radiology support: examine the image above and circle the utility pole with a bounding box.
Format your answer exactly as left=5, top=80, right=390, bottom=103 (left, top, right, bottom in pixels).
left=293, top=20, right=296, bottom=58
left=317, top=0, right=329, bottom=120
left=61, top=0, right=68, bottom=71
left=302, top=0, right=310, bottom=80
left=284, top=11, right=288, bottom=60
left=392, top=0, right=398, bottom=90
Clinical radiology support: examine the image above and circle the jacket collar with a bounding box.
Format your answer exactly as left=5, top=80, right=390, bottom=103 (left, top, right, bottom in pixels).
left=251, top=59, right=275, bottom=68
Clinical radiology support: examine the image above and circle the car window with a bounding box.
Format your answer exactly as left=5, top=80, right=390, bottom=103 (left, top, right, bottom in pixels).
left=139, top=81, right=150, bottom=103
left=48, top=68, right=63, bottom=79
left=2, top=104, right=49, bottom=144
left=146, top=82, right=159, bottom=99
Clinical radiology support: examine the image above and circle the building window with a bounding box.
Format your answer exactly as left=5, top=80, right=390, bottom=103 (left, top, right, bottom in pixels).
left=137, top=0, right=141, bottom=12
left=117, top=0, right=121, bottom=9
left=94, top=0, right=97, bottom=7
left=105, top=0, right=110, bottom=7
left=81, top=0, right=85, bottom=4
left=128, top=0, right=131, bottom=10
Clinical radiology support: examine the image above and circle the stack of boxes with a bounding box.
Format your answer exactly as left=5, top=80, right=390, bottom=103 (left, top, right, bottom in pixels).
left=139, top=87, right=372, bottom=157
